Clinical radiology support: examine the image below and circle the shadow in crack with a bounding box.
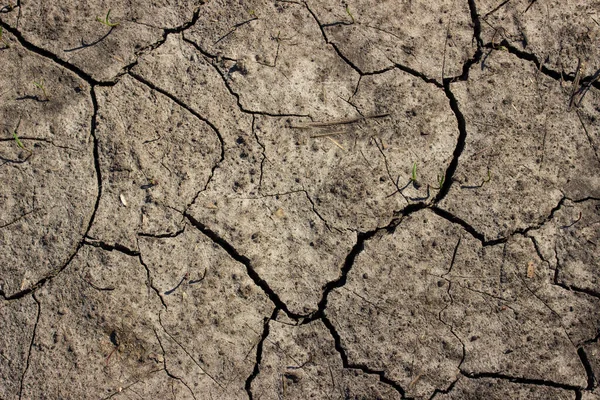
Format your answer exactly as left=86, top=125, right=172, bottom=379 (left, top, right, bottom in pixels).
left=63, top=27, right=115, bottom=53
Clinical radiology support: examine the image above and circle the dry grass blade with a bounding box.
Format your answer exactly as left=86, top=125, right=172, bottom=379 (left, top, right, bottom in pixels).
left=290, top=113, right=389, bottom=129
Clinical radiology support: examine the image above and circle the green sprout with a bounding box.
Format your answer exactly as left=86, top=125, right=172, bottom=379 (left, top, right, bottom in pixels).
left=96, top=9, right=119, bottom=27
left=437, top=174, right=445, bottom=189
left=12, top=130, right=24, bottom=149
left=483, top=168, right=491, bottom=184
left=411, top=162, right=417, bottom=182
left=33, top=79, right=48, bottom=100
left=11, top=118, right=32, bottom=158
left=346, top=5, right=355, bottom=24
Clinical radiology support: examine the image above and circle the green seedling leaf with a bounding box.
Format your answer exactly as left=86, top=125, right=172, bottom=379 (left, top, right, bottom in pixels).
left=96, top=9, right=119, bottom=27
left=411, top=162, right=417, bottom=182
left=346, top=6, right=355, bottom=24
left=437, top=174, right=445, bottom=189
left=33, top=79, right=48, bottom=100
left=12, top=131, right=24, bottom=149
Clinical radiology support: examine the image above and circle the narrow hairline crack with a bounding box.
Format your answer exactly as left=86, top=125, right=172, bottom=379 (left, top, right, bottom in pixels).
left=157, top=311, right=224, bottom=389
left=18, top=292, right=40, bottom=400
left=0, top=2, right=208, bottom=85
left=137, top=238, right=168, bottom=310
left=181, top=36, right=312, bottom=119
left=152, top=327, right=198, bottom=400
left=303, top=1, right=445, bottom=89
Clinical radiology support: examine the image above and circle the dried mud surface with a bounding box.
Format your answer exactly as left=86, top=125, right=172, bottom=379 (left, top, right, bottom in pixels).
left=1, top=0, right=599, bottom=399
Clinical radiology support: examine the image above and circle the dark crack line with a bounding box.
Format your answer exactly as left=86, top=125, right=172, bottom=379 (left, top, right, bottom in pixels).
left=467, top=0, right=483, bottom=49
left=2, top=85, right=104, bottom=301
left=128, top=71, right=225, bottom=212
left=393, top=62, right=444, bottom=88
left=245, top=307, right=279, bottom=400
left=443, top=0, right=484, bottom=83
left=181, top=36, right=311, bottom=119
left=460, top=371, right=582, bottom=391
left=321, top=314, right=408, bottom=398
left=83, top=238, right=140, bottom=257
left=18, top=293, right=40, bottom=400
left=120, top=4, right=205, bottom=70
left=481, top=0, right=511, bottom=19
left=432, top=194, right=569, bottom=245
left=304, top=1, right=444, bottom=88
left=1, top=2, right=206, bottom=85
left=0, top=20, right=111, bottom=86
left=153, top=327, right=198, bottom=400
left=129, top=71, right=225, bottom=166
left=429, top=377, right=462, bottom=399
left=300, top=189, right=339, bottom=233
left=433, top=237, right=467, bottom=398
left=554, top=280, right=600, bottom=301
left=183, top=212, right=305, bottom=320
left=430, top=206, right=501, bottom=245
left=301, top=2, right=362, bottom=77
left=305, top=202, right=428, bottom=324
left=577, top=347, right=596, bottom=390
left=433, top=82, right=468, bottom=203
left=137, top=239, right=167, bottom=310
left=483, top=41, right=600, bottom=90
left=137, top=223, right=186, bottom=239
left=251, top=115, right=267, bottom=192
left=82, top=85, right=105, bottom=240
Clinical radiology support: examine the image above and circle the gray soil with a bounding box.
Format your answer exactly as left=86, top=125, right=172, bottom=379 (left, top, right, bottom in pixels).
left=1, top=0, right=599, bottom=399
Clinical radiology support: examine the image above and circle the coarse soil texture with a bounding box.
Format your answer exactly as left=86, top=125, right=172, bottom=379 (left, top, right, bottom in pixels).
left=1, top=0, right=599, bottom=399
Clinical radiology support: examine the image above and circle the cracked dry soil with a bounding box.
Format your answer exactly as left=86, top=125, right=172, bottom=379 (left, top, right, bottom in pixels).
left=0, top=0, right=599, bottom=399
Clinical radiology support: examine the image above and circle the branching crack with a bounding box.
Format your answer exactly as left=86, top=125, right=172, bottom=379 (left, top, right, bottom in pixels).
left=303, top=1, right=444, bottom=88
left=0, top=20, right=100, bottom=84
left=129, top=71, right=225, bottom=183
left=321, top=314, right=408, bottom=398
left=483, top=41, right=600, bottom=90
left=306, top=202, right=428, bottom=324
left=245, top=307, right=279, bottom=399
left=432, top=195, right=569, bottom=245
left=137, top=241, right=167, bottom=310
left=181, top=36, right=311, bottom=119
left=183, top=212, right=305, bottom=320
